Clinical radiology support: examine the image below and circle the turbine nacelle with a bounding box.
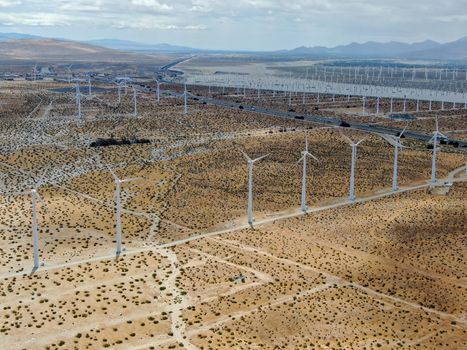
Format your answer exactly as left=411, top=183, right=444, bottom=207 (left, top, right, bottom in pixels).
left=239, top=149, right=268, bottom=164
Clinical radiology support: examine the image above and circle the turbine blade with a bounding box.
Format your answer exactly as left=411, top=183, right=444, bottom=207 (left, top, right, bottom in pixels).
left=377, top=133, right=398, bottom=147
left=398, top=141, right=410, bottom=149
left=307, top=152, right=319, bottom=162
left=399, top=124, right=408, bottom=138
left=252, top=154, right=268, bottom=163
left=435, top=116, right=439, bottom=132
left=297, top=156, right=305, bottom=165
left=238, top=148, right=252, bottom=162
left=339, top=130, right=354, bottom=145
left=356, top=137, right=367, bottom=146
left=96, top=155, right=118, bottom=180
left=34, top=192, right=47, bottom=210
left=305, top=134, right=309, bottom=152
left=10, top=190, right=32, bottom=196
left=35, top=166, right=50, bottom=189
left=438, top=132, right=448, bottom=139
left=121, top=177, right=144, bottom=184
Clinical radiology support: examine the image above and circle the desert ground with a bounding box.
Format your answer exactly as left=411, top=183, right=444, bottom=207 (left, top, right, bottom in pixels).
left=0, top=78, right=465, bottom=349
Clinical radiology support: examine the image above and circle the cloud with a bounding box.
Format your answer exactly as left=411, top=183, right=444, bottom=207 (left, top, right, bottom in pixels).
left=129, top=0, right=173, bottom=12
left=112, top=18, right=206, bottom=31
left=0, top=0, right=465, bottom=49
left=0, top=13, right=71, bottom=26
left=0, top=0, right=21, bottom=8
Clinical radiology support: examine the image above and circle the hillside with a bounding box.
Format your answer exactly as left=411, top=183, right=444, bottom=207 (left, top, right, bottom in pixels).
left=407, top=37, right=467, bottom=60
left=0, top=39, right=158, bottom=62
left=283, top=37, right=467, bottom=60
left=86, top=39, right=197, bottom=53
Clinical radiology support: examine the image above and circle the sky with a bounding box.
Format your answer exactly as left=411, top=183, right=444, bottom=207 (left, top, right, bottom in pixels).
left=0, top=0, right=465, bottom=50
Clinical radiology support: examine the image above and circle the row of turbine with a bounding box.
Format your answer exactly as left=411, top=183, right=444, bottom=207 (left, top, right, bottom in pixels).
left=186, top=73, right=467, bottom=104
left=72, top=77, right=188, bottom=119
left=6, top=120, right=449, bottom=271
left=242, top=122, right=447, bottom=225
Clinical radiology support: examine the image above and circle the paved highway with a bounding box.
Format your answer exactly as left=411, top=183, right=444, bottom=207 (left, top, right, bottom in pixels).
left=161, top=85, right=467, bottom=147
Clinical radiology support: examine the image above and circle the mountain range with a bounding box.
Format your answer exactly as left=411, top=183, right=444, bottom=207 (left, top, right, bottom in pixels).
left=85, top=39, right=196, bottom=53
left=0, top=38, right=160, bottom=62
left=0, top=32, right=466, bottom=60
left=280, top=37, right=467, bottom=60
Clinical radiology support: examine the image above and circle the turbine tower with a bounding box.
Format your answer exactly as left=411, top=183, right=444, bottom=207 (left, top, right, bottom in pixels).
left=392, top=126, right=407, bottom=191
left=240, top=150, right=268, bottom=226
left=155, top=79, right=161, bottom=103
left=88, top=75, right=92, bottom=96
left=298, top=134, right=318, bottom=212
left=340, top=132, right=366, bottom=201
left=132, top=86, right=138, bottom=117
left=378, top=126, right=408, bottom=192
left=33, top=64, right=38, bottom=82
left=75, top=82, right=82, bottom=119
left=104, top=163, right=142, bottom=256
left=15, top=176, right=48, bottom=270
left=184, top=83, right=188, bottom=114
left=117, top=82, right=122, bottom=104
left=67, top=65, right=73, bottom=83
left=430, top=117, right=448, bottom=184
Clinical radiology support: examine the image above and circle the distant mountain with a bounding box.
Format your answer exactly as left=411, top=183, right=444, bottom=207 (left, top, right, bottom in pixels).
left=1, top=31, right=466, bottom=60
left=407, top=36, right=467, bottom=60
left=0, top=32, right=44, bottom=41
left=283, top=39, right=444, bottom=58
left=86, top=39, right=199, bottom=53
left=0, top=39, right=155, bottom=62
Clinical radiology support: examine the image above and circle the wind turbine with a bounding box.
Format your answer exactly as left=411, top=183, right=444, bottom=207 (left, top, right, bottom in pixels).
left=14, top=175, right=48, bottom=270
left=298, top=134, right=318, bottom=212
left=32, top=64, right=38, bottom=82
left=87, top=75, right=92, bottom=96
left=67, top=65, right=73, bottom=83
left=75, top=81, right=82, bottom=119
left=184, top=83, right=188, bottom=114
left=392, top=126, right=408, bottom=191
left=430, top=117, right=448, bottom=184
left=155, top=79, right=161, bottom=103
left=132, top=86, right=138, bottom=117
left=103, top=162, right=143, bottom=256
left=379, top=125, right=408, bottom=192
left=340, top=132, right=366, bottom=201
left=240, top=150, right=268, bottom=226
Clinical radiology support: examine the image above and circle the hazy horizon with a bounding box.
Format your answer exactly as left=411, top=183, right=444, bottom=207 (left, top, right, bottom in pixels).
left=0, top=0, right=466, bottom=51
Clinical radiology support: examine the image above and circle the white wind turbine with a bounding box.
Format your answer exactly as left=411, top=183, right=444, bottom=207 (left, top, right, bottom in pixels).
left=103, top=162, right=143, bottom=256
left=67, top=65, right=73, bottom=83
left=155, top=79, right=161, bottom=103
left=378, top=125, right=408, bottom=192
left=340, top=132, right=366, bottom=201
left=240, top=150, right=268, bottom=226
left=298, top=134, right=319, bottom=212
left=392, top=126, right=408, bottom=191
left=132, top=86, right=138, bottom=117
left=32, top=64, right=38, bottom=81
left=75, top=81, right=83, bottom=119
left=184, top=83, right=188, bottom=114
left=87, top=75, right=92, bottom=96
left=14, top=175, right=48, bottom=270
left=116, top=81, right=123, bottom=104
left=430, top=117, right=448, bottom=184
